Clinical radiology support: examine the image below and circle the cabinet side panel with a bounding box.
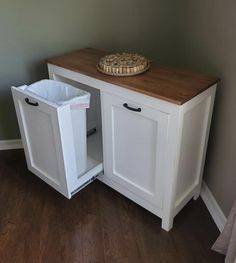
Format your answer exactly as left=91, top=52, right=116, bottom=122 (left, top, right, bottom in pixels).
left=175, top=96, right=211, bottom=205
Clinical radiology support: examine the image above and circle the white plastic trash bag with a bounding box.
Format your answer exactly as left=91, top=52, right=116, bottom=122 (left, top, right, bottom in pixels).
left=25, top=79, right=90, bottom=109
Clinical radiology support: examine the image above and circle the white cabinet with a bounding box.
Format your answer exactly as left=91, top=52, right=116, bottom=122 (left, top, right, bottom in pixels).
left=101, top=92, right=168, bottom=209
left=99, top=87, right=216, bottom=231
left=46, top=48, right=218, bottom=231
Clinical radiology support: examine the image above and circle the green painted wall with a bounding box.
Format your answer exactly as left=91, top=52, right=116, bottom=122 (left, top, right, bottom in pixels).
left=1, top=0, right=235, bottom=221
left=0, top=0, right=175, bottom=139
left=173, top=0, right=236, bottom=216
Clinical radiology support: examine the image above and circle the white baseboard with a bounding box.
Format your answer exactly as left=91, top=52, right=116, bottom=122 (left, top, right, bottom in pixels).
left=201, top=181, right=226, bottom=232
left=0, top=139, right=23, bottom=150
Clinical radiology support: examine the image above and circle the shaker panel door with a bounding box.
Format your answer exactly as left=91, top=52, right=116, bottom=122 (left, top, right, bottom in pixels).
left=102, top=92, right=169, bottom=208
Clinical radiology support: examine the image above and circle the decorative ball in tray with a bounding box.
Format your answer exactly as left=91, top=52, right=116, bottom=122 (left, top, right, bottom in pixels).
left=97, top=52, right=150, bottom=76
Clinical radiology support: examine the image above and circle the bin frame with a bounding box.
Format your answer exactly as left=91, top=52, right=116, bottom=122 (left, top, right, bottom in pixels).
left=12, top=85, right=80, bottom=198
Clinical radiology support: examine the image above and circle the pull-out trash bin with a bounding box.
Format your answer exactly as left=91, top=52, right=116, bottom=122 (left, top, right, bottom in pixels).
left=11, top=79, right=91, bottom=198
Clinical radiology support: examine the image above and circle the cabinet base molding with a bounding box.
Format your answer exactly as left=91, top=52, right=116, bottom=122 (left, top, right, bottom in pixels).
left=0, top=139, right=23, bottom=150
left=201, top=181, right=226, bottom=232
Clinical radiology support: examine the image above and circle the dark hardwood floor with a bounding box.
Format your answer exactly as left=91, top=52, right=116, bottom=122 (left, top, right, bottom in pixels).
left=0, top=149, right=224, bottom=263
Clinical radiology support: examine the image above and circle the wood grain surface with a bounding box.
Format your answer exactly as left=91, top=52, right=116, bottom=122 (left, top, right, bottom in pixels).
left=47, top=48, right=219, bottom=105
left=0, top=149, right=224, bottom=263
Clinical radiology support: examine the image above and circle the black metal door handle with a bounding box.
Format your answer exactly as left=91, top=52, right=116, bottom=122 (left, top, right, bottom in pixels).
left=25, top=98, right=39, bottom=106
left=123, top=103, right=141, bottom=112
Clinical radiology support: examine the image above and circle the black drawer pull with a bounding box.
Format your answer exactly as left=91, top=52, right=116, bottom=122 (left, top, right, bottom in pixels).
left=25, top=98, right=39, bottom=106
left=123, top=103, right=141, bottom=112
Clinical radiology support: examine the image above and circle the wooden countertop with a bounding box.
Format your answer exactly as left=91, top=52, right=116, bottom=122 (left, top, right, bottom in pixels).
left=47, top=48, right=219, bottom=105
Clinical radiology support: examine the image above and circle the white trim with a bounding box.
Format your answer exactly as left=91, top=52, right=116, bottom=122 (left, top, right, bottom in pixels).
left=0, top=139, right=23, bottom=150
left=201, top=181, right=226, bottom=232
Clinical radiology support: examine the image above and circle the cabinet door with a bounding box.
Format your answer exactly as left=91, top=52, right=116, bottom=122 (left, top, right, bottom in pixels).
left=11, top=86, right=76, bottom=198
left=102, top=92, right=169, bottom=208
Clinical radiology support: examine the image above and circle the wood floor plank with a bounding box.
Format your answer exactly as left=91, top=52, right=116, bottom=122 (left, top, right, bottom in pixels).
left=0, top=149, right=224, bottom=263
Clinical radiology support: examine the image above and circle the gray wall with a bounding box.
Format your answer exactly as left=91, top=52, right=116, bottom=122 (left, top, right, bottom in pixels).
left=174, top=0, right=236, bottom=216
left=1, top=0, right=235, bottom=216
left=0, top=0, right=175, bottom=140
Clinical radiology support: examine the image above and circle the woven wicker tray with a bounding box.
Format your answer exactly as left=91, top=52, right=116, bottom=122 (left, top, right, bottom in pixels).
left=97, top=53, right=150, bottom=76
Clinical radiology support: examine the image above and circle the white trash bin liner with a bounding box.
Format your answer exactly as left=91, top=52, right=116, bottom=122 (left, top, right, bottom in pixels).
left=26, top=79, right=90, bottom=108
left=26, top=79, right=90, bottom=177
